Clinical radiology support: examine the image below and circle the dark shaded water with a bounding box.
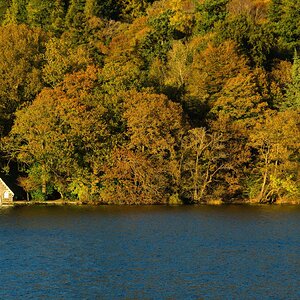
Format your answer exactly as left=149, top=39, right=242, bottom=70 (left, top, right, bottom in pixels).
left=0, top=205, right=300, bottom=299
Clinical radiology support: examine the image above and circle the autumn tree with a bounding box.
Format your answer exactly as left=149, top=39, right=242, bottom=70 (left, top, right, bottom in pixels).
left=168, top=0, right=196, bottom=36
left=101, top=91, right=186, bottom=204
left=180, top=128, right=227, bottom=203
left=209, top=72, right=268, bottom=124
left=227, top=0, right=270, bottom=23
left=0, top=0, right=299, bottom=204
left=43, top=35, right=92, bottom=87
left=99, top=18, right=148, bottom=93
left=162, top=40, right=192, bottom=99
left=101, top=149, right=170, bottom=204
left=3, top=88, right=63, bottom=199
left=0, top=24, right=47, bottom=135
left=207, top=70, right=270, bottom=200
left=2, top=67, right=110, bottom=201
left=186, top=41, right=249, bottom=125
left=248, top=110, right=300, bottom=202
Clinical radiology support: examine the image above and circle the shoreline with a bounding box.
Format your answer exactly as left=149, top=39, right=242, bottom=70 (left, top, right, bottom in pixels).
left=5, top=198, right=300, bottom=207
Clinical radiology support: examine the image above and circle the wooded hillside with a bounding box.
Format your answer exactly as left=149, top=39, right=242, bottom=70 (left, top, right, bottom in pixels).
left=0, top=0, right=299, bottom=204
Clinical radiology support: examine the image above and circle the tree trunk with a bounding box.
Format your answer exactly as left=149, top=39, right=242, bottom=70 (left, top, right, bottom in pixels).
left=259, top=146, right=270, bottom=202
left=41, top=162, right=47, bottom=199
left=193, top=150, right=200, bottom=201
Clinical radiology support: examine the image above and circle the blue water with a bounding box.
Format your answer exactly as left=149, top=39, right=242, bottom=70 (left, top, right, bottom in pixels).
left=0, top=205, right=299, bottom=299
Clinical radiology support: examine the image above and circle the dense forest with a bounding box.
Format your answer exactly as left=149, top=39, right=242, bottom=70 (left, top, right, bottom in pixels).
left=0, top=0, right=299, bottom=204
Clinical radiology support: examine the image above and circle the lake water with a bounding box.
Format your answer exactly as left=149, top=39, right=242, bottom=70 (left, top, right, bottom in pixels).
left=0, top=205, right=299, bottom=299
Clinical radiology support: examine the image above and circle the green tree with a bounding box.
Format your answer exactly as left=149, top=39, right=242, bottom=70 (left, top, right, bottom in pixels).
left=65, top=0, right=86, bottom=32
left=268, top=0, right=282, bottom=23
left=49, top=0, right=67, bottom=35
left=139, top=10, right=175, bottom=67
left=84, top=0, right=100, bottom=18
left=97, top=0, right=122, bottom=20
left=268, top=0, right=300, bottom=56
left=0, top=1, right=10, bottom=23
left=26, top=0, right=66, bottom=33
left=195, top=0, right=228, bottom=34
left=3, top=0, right=28, bottom=24
left=26, top=0, right=54, bottom=28
left=119, top=0, right=154, bottom=22
left=283, top=51, right=300, bottom=109
left=217, top=14, right=276, bottom=67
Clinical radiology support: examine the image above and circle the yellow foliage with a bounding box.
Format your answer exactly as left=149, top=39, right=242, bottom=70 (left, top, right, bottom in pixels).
left=227, top=0, right=271, bottom=23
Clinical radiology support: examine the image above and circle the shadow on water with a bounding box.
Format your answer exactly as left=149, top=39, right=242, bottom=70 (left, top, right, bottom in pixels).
left=0, top=205, right=300, bottom=299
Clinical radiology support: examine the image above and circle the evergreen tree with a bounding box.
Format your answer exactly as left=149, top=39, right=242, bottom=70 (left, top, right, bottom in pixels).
left=3, top=0, right=28, bottom=24
left=195, top=0, right=228, bottom=34
left=119, top=0, right=154, bottom=22
left=0, top=1, right=10, bottom=24
left=49, top=0, right=67, bottom=35
left=283, top=51, right=300, bottom=110
left=218, top=14, right=276, bottom=68
left=84, top=0, right=100, bottom=19
left=139, top=10, right=175, bottom=67
left=26, top=0, right=55, bottom=28
left=65, top=0, right=86, bottom=28
left=97, top=0, right=122, bottom=20
left=268, top=0, right=283, bottom=23
left=269, top=0, right=300, bottom=56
